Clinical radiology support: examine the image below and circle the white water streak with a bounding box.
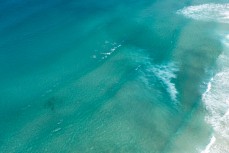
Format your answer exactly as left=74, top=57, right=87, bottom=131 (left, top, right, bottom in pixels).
left=147, top=63, right=179, bottom=102
left=201, top=136, right=216, bottom=153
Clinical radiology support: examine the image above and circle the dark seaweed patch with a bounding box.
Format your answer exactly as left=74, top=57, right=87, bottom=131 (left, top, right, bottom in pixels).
left=44, top=97, right=61, bottom=112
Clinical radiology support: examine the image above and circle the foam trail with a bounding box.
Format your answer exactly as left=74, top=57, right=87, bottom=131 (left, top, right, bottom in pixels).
left=147, top=62, right=179, bottom=102
left=131, top=50, right=179, bottom=104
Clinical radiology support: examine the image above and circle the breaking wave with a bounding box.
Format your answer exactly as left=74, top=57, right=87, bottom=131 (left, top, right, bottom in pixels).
left=178, top=3, right=229, bottom=152
left=201, top=34, right=229, bottom=153
left=177, top=3, right=229, bottom=24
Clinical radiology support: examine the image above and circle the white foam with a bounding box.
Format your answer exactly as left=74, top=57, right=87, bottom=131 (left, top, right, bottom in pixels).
left=52, top=127, right=61, bottom=133
left=100, top=43, right=122, bottom=59
left=147, top=62, right=179, bottom=102
left=222, top=34, right=229, bottom=47
left=201, top=33, right=229, bottom=153
left=177, top=3, right=229, bottom=24
left=178, top=4, right=229, bottom=152
left=130, top=50, right=179, bottom=104
left=137, top=57, right=179, bottom=103
left=201, top=136, right=216, bottom=153
left=202, top=78, right=213, bottom=102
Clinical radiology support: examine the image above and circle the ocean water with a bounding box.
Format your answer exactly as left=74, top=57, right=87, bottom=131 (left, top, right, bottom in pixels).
left=0, top=0, right=229, bottom=152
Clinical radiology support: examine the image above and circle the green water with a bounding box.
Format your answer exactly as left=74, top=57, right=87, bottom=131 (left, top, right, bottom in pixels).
left=1, top=0, right=228, bottom=152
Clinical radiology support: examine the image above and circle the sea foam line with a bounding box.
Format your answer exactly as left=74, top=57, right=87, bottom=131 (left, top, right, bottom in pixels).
left=201, top=136, right=216, bottom=153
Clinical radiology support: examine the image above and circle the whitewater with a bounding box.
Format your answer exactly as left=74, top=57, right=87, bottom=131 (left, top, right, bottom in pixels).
left=178, top=2, right=229, bottom=153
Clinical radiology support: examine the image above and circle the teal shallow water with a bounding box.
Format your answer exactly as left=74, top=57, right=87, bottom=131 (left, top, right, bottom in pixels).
left=0, top=0, right=228, bottom=152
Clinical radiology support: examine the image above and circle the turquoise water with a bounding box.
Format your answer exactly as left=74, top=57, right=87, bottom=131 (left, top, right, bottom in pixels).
left=1, top=0, right=229, bottom=152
